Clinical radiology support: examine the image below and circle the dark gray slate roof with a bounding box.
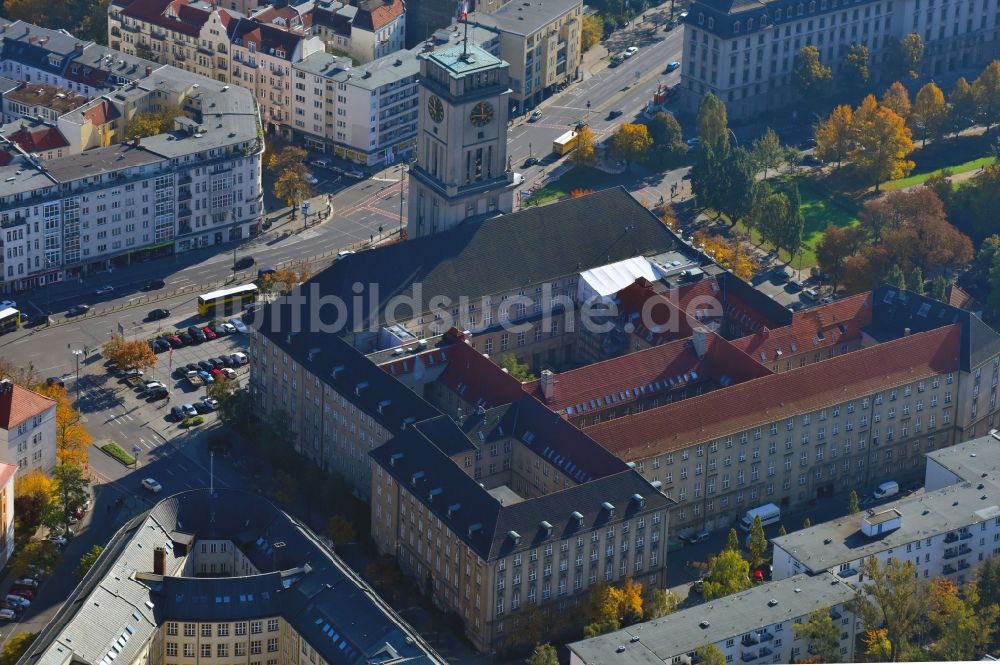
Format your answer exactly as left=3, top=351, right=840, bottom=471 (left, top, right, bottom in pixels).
left=255, top=187, right=685, bottom=341
left=371, top=395, right=670, bottom=561
left=20, top=489, right=444, bottom=665
left=868, top=284, right=1000, bottom=372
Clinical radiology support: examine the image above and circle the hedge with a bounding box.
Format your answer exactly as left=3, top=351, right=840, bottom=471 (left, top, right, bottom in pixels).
left=100, top=442, right=135, bottom=466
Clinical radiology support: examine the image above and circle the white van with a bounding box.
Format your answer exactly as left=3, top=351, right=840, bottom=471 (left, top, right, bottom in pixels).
left=739, top=503, right=781, bottom=531
left=873, top=481, right=899, bottom=499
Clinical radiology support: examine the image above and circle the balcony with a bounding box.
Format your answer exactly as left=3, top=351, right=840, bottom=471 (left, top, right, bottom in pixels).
left=958, top=561, right=971, bottom=570
left=121, top=22, right=140, bottom=33
left=944, top=548, right=959, bottom=559
left=178, top=189, right=192, bottom=202
left=944, top=532, right=959, bottom=543
left=741, top=653, right=758, bottom=663
left=959, top=544, right=972, bottom=555
left=151, top=29, right=166, bottom=40
left=942, top=564, right=957, bottom=575
left=178, top=174, right=192, bottom=185
left=959, top=531, right=973, bottom=540
left=830, top=609, right=843, bottom=621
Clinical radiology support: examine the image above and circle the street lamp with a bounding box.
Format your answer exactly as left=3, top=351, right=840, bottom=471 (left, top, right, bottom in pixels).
left=71, top=349, right=83, bottom=408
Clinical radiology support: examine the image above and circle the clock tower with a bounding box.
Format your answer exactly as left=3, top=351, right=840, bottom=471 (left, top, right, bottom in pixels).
left=407, top=43, right=517, bottom=238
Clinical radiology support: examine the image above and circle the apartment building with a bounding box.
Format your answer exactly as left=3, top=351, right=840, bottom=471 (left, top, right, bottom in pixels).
left=309, top=0, right=407, bottom=63
left=771, top=432, right=1000, bottom=586
left=0, top=379, right=56, bottom=473
left=291, top=48, right=419, bottom=165
left=569, top=284, right=1000, bottom=536
left=568, top=572, right=858, bottom=665
left=680, top=0, right=1000, bottom=119
left=0, top=463, right=14, bottom=571
left=0, top=24, right=264, bottom=292
left=22, top=488, right=444, bottom=665
left=468, top=0, right=584, bottom=113
left=370, top=391, right=671, bottom=652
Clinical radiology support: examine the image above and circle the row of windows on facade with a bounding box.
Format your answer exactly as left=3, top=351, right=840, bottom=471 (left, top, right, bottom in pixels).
left=165, top=619, right=279, bottom=636
left=164, top=639, right=279, bottom=657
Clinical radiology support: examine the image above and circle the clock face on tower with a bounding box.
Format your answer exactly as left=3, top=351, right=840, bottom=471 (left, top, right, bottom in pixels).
left=469, top=101, right=494, bottom=127
left=428, top=95, right=444, bottom=123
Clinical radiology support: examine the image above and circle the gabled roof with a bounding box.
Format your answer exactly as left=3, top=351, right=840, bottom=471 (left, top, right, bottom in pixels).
left=228, top=18, right=305, bottom=60
left=0, top=381, right=55, bottom=430
left=352, top=0, right=404, bottom=31
left=586, top=324, right=962, bottom=460
left=522, top=332, right=771, bottom=414
left=80, top=99, right=122, bottom=126
left=0, top=120, right=69, bottom=153
left=436, top=337, right=527, bottom=409
left=732, top=292, right=873, bottom=363
left=256, top=188, right=685, bottom=340
left=945, top=283, right=979, bottom=312
left=119, top=0, right=205, bottom=36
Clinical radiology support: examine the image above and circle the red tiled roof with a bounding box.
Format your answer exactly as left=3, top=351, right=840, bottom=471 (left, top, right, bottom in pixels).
left=587, top=324, right=962, bottom=460
left=437, top=338, right=527, bottom=409
left=523, top=332, right=771, bottom=413
left=945, top=284, right=978, bottom=312
left=252, top=5, right=313, bottom=30
left=0, top=382, right=55, bottom=430
left=229, top=18, right=304, bottom=60
left=120, top=0, right=203, bottom=37
left=0, top=463, right=17, bottom=489
left=81, top=99, right=121, bottom=126
left=354, top=0, right=404, bottom=31
left=0, top=149, right=14, bottom=167
left=731, top=292, right=873, bottom=363
left=5, top=125, right=69, bottom=152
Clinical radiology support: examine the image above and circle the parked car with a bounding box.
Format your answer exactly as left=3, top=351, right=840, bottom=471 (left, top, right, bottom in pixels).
left=147, top=308, right=170, bottom=321
left=45, top=535, right=66, bottom=547
left=187, top=326, right=206, bottom=343
left=145, top=385, right=168, bottom=399
left=257, top=266, right=276, bottom=280
left=221, top=322, right=237, bottom=334
left=0, top=608, right=17, bottom=621
left=229, top=318, right=248, bottom=333
left=197, top=370, right=214, bottom=384
left=182, top=403, right=198, bottom=418
left=45, top=377, right=64, bottom=388
left=141, top=279, right=166, bottom=291
left=165, top=335, right=183, bottom=348
left=95, top=285, right=114, bottom=295
left=198, top=360, right=215, bottom=372
left=345, top=169, right=364, bottom=179
left=221, top=367, right=237, bottom=380
left=66, top=304, right=90, bottom=316
left=305, top=173, right=319, bottom=185
left=202, top=327, right=217, bottom=340
left=170, top=406, right=185, bottom=421
left=609, top=54, right=624, bottom=67
left=13, top=578, right=38, bottom=589
left=0, top=300, right=15, bottom=310
left=185, top=363, right=200, bottom=374
left=178, top=331, right=194, bottom=345
left=230, top=352, right=249, bottom=365
left=624, top=46, right=639, bottom=57
left=607, top=108, right=623, bottom=119
left=217, top=355, right=234, bottom=367
left=141, top=478, right=162, bottom=493
left=753, top=565, right=773, bottom=582
left=529, top=110, right=542, bottom=122
left=209, top=368, right=222, bottom=379
left=524, top=156, right=539, bottom=167
left=148, top=339, right=170, bottom=353
left=5, top=595, right=29, bottom=609
left=234, top=256, right=255, bottom=270
left=680, top=530, right=710, bottom=544
left=10, top=588, right=33, bottom=601
left=666, top=60, right=681, bottom=72
left=202, top=396, right=220, bottom=410
left=123, top=368, right=143, bottom=378
left=210, top=323, right=228, bottom=337
left=310, top=158, right=332, bottom=170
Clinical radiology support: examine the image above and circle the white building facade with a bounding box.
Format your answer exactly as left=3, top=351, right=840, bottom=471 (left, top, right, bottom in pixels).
left=0, top=379, right=56, bottom=474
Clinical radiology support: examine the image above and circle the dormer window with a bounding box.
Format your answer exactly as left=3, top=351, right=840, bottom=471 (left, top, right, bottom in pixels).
left=698, top=12, right=705, bottom=24
left=248, top=41, right=256, bottom=52
left=733, top=20, right=741, bottom=31
left=708, top=17, right=715, bottom=28
left=775, top=8, right=782, bottom=19
left=748, top=18, right=754, bottom=29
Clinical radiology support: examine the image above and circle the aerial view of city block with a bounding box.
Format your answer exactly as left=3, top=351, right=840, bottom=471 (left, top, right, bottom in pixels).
left=0, top=0, right=999, bottom=661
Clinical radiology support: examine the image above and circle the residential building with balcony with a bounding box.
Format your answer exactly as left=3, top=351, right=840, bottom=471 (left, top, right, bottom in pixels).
left=0, top=379, right=56, bottom=474
left=291, top=47, right=418, bottom=166
left=771, top=431, right=1000, bottom=587
left=20, top=488, right=445, bottom=665
left=567, top=571, right=858, bottom=665
left=679, top=0, right=1000, bottom=120
left=0, top=23, right=263, bottom=293
left=467, top=0, right=584, bottom=113
left=309, top=0, right=407, bottom=63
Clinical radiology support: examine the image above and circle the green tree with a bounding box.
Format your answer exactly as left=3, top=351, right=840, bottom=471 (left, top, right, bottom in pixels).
left=976, top=556, right=1000, bottom=609
left=907, top=266, right=924, bottom=293
left=950, top=77, right=978, bottom=133
left=727, top=527, right=740, bottom=552
left=643, top=587, right=679, bottom=619
left=751, top=128, right=784, bottom=180
left=777, top=524, right=787, bottom=536
left=49, top=464, right=89, bottom=533
left=792, top=46, right=832, bottom=99
left=691, top=139, right=725, bottom=210
left=747, top=515, right=767, bottom=568
left=124, top=104, right=183, bottom=139
left=779, top=183, right=805, bottom=263
left=802, top=517, right=812, bottom=528
left=973, top=60, right=1000, bottom=131
left=647, top=112, right=686, bottom=166
left=697, top=92, right=729, bottom=147
left=75, top=545, right=104, bottom=581
left=794, top=610, right=842, bottom=662
left=581, top=15, right=603, bottom=51
left=848, top=489, right=860, bottom=514
left=267, top=145, right=308, bottom=173
left=927, top=578, right=999, bottom=661
left=815, top=105, right=856, bottom=169
left=325, top=515, right=357, bottom=545
left=910, top=82, right=948, bottom=146
left=609, top=123, right=653, bottom=168
left=929, top=275, right=949, bottom=301
left=881, top=81, right=912, bottom=120
left=887, top=33, right=924, bottom=79
left=499, top=354, right=535, bottom=381
left=0, top=632, right=37, bottom=665
left=702, top=549, right=751, bottom=600
left=274, top=168, right=311, bottom=216
left=574, top=124, right=598, bottom=167
left=714, top=147, right=757, bottom=227
left=751, top=188, right=789, bottom=252
left=526, top=643, right=559, bottom=665
left=841, top=43, right=870, bottom=93
left=850, top=557, right=929, bottom=662
left=850, top=95, right=915, bottom=191
left=694, top=644, right=727, bottom=665
left=985, top=251, right=1000, bottom=324
left=887, top=263, right=907, bottom=289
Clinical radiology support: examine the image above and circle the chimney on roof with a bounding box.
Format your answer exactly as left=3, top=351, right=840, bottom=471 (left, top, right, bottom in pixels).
left=74, top=42, right=82, bottom=50
left=272, top=541, right=287, bottom=570
left=153, top=546, right=166, bottom=575
left=692, top=326, right=709, bottom=359
left=145, top=65, right=153, bottom=76
left=539, top=369, right=556, bottom=401
left=0, top=379, right=11, bottom=395
left=904, top=327, right=911, bottom=336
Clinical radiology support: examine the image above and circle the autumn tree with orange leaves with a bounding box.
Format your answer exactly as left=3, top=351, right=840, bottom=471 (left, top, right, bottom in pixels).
left=37, top=385, right=92, bottom=467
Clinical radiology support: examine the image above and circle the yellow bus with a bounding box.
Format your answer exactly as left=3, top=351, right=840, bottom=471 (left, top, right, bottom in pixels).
left=197, top=284, right=258, bottom=316
left=0, top=307, right=20, bottom=334
left=552, top=130, right=578, bottom=156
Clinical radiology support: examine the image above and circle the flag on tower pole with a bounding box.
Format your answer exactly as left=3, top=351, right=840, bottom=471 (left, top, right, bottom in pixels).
left=459, top=0, right=469, bottom=20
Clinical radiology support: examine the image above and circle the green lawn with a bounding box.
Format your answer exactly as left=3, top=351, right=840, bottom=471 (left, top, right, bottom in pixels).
left=522, top=166, right=619, bottom=206
left=881, top=156, right=996, bottom=191
left=736, top=181, right=859, bottom=269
